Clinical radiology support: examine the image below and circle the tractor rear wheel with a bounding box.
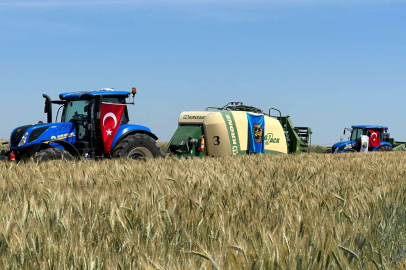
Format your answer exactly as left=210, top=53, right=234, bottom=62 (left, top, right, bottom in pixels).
left=111, top=134, right=164, bottom=159
left=375, top=145, right=393, bottom=151
left=33, top=148, right=74, bottom=163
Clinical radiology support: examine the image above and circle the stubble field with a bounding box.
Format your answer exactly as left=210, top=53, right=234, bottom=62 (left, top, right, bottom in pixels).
left=0, top=141, right=405, bottom=269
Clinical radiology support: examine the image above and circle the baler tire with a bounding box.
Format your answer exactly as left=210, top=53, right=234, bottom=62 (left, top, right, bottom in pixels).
left=375, top=145, right=393, bottom=152
left=111, top=134, right=164, bottom=159
left=33, top=148, right=74, bottom=163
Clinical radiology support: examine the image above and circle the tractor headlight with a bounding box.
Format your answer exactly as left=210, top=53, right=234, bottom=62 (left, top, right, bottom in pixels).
left=18, top=132, right=29, bottom=146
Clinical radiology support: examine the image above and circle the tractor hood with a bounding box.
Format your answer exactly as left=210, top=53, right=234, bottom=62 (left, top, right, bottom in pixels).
left=332, top=141, right=355, bottom=153
left=10, top=122, right=76, bottom=149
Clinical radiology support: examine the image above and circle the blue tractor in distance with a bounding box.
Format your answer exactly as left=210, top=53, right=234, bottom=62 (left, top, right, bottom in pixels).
left=327, top=125, right=405, bottom=153
left=0, top=88, right=164, bottom=162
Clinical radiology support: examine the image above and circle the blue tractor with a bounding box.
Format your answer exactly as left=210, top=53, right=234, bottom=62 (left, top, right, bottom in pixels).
left=327, top=125, right=405, bottom=153
left=0, top=88, right=164, bottom=162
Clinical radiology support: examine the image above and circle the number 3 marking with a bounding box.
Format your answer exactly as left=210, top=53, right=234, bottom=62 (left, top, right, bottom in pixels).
left=213, top=136, right=220, bottom=145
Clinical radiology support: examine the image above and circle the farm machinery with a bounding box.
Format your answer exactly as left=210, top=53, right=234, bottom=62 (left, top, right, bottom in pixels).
left=167, top=102, right=312, bottom=157
left=0, top=88, right=163, bottom=162
left=326, top=125, right=406, bottom=153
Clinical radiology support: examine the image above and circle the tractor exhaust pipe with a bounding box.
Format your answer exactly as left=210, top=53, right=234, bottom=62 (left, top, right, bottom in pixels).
left=42, top=94, right=52, bottom=123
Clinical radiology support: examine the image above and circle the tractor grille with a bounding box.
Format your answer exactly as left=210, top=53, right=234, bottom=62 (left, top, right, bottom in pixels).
left=10, top=125, right=33, bottom=147
left=28, top=127, right=49, bottom=143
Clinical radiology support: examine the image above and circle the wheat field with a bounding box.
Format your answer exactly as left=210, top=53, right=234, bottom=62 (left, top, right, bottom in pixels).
left=0, top=151, right=406, bottom=269
left=0, top=140, right=8, bottom=152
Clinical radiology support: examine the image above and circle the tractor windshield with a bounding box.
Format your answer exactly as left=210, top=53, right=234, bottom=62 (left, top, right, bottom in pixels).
left=350, top=128, right=364, bottom=141
left=61, top=100, right=91, bottom=141
left=62, top=100, right=89, bottom=123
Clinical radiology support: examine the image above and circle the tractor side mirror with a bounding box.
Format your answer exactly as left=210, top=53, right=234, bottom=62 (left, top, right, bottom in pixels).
left=367, top=130, right=371, bottom=137
left=343, top=129, right=346, bottom=135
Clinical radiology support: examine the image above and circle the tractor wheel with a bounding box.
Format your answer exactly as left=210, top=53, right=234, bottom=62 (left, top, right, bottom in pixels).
left=33, top=148, right=74, bottom=163
left=111, top=134, right=164, bottom=159
left=375, top=145, right=393, bottom=152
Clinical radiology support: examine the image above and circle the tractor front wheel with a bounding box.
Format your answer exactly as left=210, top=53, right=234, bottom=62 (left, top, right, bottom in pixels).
left=33, top=148, right=74, bottom=163
left=111, top=134, right=164, bottom=159
left=375, top=145, right=393, bottom=151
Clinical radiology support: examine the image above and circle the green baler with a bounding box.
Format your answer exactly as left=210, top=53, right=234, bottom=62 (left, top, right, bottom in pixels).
left=168, top=103, right=312, bottom=157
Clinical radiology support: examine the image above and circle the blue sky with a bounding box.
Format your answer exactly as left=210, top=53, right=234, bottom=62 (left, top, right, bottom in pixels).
left=0, top=0, right=405, bottom=145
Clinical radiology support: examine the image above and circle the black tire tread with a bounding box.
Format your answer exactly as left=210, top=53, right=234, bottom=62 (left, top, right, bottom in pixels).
left=33, top=148, right=74, bottom=163
left=111, top=134, right=164, bottom=158
left=375, top=145, right=393, bottom=152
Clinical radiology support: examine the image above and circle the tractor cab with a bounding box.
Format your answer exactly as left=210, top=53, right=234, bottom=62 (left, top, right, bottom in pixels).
left=5, top=88, right=163, bottom=162
left=57, top=90, right=131, bottom=150
left=330, top=125, right=392, bottom=153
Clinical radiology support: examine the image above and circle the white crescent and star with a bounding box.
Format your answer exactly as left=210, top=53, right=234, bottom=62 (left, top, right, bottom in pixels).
left=103, top=112, right=118, bottom=136
left=103, top=112, right=118, bottom=128
left=371, top=132, right=377, bottom=141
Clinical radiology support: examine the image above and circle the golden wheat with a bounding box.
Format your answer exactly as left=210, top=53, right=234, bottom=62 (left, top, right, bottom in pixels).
left=0, top=152, right=405, bottom=269
left=0, top=140, right=8, bottom=152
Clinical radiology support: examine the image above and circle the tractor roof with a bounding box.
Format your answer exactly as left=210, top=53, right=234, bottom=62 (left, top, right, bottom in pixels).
left=59, top=89, right=130, bottom=100
left=352, top=125, right=388, bottom=130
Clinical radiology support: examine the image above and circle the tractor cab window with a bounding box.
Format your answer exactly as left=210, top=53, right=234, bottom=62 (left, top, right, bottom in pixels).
left=350, top=128, right=364, bottom=141
left=62, top=100, right=89, bottom=123
left=62, top=100, right=90, bottom=141
left=102, top=97, right=129, bottom=124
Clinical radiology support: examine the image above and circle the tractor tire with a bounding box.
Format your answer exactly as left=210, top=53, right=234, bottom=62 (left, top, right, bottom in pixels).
left=33, top=148, right=74, bottom=163
left=375, top=145, right=393, bottom=152
left=111, top=134, right=164, bottom=159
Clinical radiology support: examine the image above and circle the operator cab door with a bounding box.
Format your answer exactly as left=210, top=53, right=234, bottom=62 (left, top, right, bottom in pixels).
left=62, top=100, right=92, bottom=141
left=350, top=128, right=365, bottom=151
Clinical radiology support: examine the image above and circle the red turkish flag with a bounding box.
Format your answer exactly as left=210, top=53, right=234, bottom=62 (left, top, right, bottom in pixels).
left=100, top=103, right=125, bottom=153
left=368, top=129, right=381, bottom=148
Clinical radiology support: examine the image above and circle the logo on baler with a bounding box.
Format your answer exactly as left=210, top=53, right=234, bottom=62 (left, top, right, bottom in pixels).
left=264, top=133, right=280, bottom=145
left=253, top=124, right=263, bottom=143
left=225, top=114, right=239, bottom=155
left=220, top=111, right=241, bottom=155
left=183, top=115, right=206, bottom=120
